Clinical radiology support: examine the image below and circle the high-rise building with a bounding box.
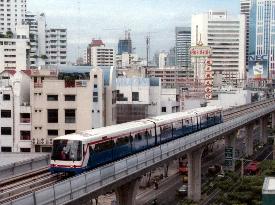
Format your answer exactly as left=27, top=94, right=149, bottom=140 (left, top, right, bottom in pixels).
left=0, top=0, right=27, bottom=34
left=117, top=30, right=132, bottom=55
left=85, top=39, right=114, bottom=67
left=159, top=51, right=168, bottom=68
left=191, top=11, right=246, bottom=81
left=167, top=47, right=176, bottom=67
left=249, top=0, right=275, bottom=79
left=175, top=27, right=191, bottom=68
left=46, top=28, right=67, bottom=65
left=25, top=13, right=47, bottom=68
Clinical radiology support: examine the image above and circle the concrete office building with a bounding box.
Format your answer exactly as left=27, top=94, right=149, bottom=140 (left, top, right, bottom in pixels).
left=191, top=11, right=246, bottom=81
left=0, top=70, right=32, bottom=153
left=0, top=0, right=26, bottom=34
left=0, top=25, right=30, bottom=72
left=30, top=67, right=116, bottom=152
left=176, top=27, right=191, bottom=68
left=45, top=28, right=67, bottom=65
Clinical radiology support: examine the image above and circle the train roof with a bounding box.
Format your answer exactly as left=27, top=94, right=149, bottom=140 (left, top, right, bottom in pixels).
left=54, top=119, right=155, bottom=143
left=53, top=106, right=222, bottom=144
left=149, top=106, right=221, bottom=125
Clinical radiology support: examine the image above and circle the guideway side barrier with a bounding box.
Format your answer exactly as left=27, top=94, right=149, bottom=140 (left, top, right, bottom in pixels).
left=5, top=102, right=275, bottom=205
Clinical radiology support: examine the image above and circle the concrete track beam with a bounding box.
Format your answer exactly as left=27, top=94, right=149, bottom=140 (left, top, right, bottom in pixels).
left=115, top=178, right=139, bottom=205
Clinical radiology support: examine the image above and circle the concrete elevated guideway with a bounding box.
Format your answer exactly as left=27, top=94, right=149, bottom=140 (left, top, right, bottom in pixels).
left=4, top=99, right=275, bottom=205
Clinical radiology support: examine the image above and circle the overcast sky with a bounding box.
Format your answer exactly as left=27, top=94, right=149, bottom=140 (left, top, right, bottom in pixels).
left=27, top=0, right=240, bottom=62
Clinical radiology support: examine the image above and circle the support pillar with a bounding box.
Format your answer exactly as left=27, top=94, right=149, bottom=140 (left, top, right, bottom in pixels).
left=187, top=148, right=203, bottom=202
left=163, top=163, right=169, bottom=178
left=245, top=124, right=254, bottom=157
left=260, top=117, right=268, bottom=145
left=272, top=112, right=275, bottom=130
left=115, top=179, right=139, bottom=205
left=225, top=132, right=237, bottom=171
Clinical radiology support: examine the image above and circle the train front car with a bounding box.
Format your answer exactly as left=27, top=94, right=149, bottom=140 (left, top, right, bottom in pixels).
left=49, top=135, right=85, bottom=174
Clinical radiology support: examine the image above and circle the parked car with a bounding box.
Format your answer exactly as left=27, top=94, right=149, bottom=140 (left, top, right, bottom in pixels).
left=177, top=184, right=188, bottom=196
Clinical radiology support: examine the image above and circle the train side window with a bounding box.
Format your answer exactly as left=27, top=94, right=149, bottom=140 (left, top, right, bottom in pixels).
left=116, top=136, right=129, bottom=146
left=129, top=135, right=133, bottom=142
left=89, top=146, right=93, bottom=153
left=135, top=133, right=142, bottom=141
left=95, top=140, right=114, bottom=152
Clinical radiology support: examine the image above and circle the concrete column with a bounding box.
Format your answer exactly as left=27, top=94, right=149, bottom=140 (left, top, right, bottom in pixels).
left=272, top=112, right=275, bottom=130
left=260, top=117, right=268, bottom=144
left=163, top=163, right=169, bottom=178
left=245, top=124, right=254, bottom=157
left=225, top=132, right=237, bottom=171
left=115, top=179, right=139, bottom=205
left=187, top=148, right=204, bottom=202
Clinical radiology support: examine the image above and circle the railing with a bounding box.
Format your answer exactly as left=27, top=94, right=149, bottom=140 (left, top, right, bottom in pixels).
left=20, top=118, right=31, bottom=123
left=6, top=100, right=275, bottom=205
left=34, top=83, right=43, bottom=88
left=20, top=135, right=31, bottom=141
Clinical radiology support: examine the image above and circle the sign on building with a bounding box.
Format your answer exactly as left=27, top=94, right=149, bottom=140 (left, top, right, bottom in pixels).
left=204, top=58, right=213, bottom=100
left=225, top=146, right=233, bottom=167
left=248, top=55, right=268, bottom=79
left=190, top=46, right=212, bottom=58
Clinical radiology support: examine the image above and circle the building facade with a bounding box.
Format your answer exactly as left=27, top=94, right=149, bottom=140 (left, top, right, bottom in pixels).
left=0, top=25, right=30, bottom=72
left=0, top=0, right=26, bottom=34
left=249, top=0, right=275, bottom=79
left=116, top=77, right=180, bottom=124
left=25, top=12, right=47, bottom=68
left=118, top=31, right=132, bottom=55
left=30, top=67, right=116, bottom=152
left=0, top=70, right=32, bottom=153
left=45, top=28, right=67, bottom=65
left=191, top=11, right=246, bottom=81
left=176, top=27, right=191, bottom=68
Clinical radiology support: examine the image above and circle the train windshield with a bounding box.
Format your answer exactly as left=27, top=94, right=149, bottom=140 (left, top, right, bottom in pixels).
left=51, top=140, right=82, bottom=161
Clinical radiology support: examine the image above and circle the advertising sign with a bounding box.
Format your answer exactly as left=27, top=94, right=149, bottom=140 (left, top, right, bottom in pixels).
left=190, top=46, right=212, bottom=58
left=248, top=55, right=268, bottom=79
left=204, top=57, right=213, bottom=100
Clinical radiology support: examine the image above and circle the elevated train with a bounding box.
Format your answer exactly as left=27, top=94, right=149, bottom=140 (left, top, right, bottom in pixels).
left=49, top=106, right=223, bottom=174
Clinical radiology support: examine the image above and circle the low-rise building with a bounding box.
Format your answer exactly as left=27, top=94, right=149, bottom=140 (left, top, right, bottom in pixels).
left=30, top=66, right=116, bottom=152
left=0, top=70, right=32, bottom=152
left=116, top=77, right=180, bottom=124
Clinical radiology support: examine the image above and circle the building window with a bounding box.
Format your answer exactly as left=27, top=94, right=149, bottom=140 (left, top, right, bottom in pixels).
left=65, top=109, right=76, bottom=123
left=20, top=148, right=31, bottom=152
left=65, top=95, right=76, bottom=101
left=65, top=130, right=75, bottom=135
left=94, top=75, right=97, bottom=79
left=48, top=109, right=58, bottom=123
left=3, top=94, right=10, bottom=101
left=20, top=113, right=30, bottom=123
left=20, top=131, right=31, bottom=140
left=47, top=95, right=58, bottom=101
left=48, top=130, right=58, bottom=136
left=1, top=110, right=11, bottom=118
left=41, top=147, right=52, bottom=153
left=162, top=107, right=167, bottom=113
left=132, top=92, right=139, bottom=101
left=94, top=84, right=98, bottom=89
left=1, top=127, right=11, bottom=135
left=1, top=147, right=12, bottom=152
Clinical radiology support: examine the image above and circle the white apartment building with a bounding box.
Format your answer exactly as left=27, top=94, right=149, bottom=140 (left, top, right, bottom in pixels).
left=116, top=52, right=142, bottom=69
left=0, top=70, right=31, bottom=152
left=91, top=45, right=114, bottom=67
left=0, top=0, right=26, bottom=34
left=25, top=12, right=46, bottom=68
left=159, top=51, right=168, bottom=68
left=191, top=11, right=246, bottom=81
left=46, top=28, right=67, bottom=65
left=116, top=77, right=180, bottom=124
left=0, top=24, right=30, bottom=72
left=30, top=66, right=116, bottom=152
